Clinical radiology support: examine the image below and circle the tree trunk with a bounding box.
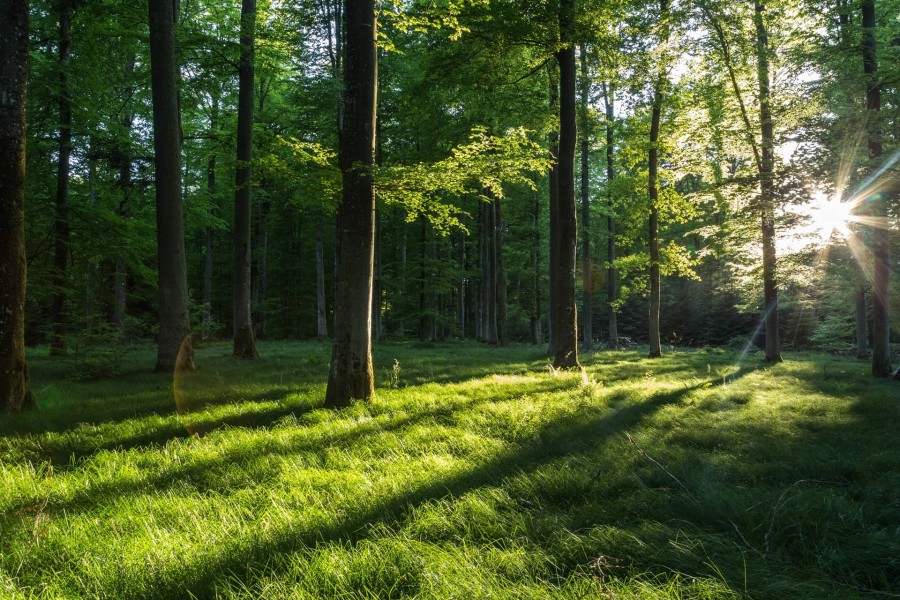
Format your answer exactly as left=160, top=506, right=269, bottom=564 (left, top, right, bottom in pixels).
left=604, top=82, right=618, bottom=348
left=552, top=0, right=580, bottom=369
left=316, top=221, right=329, bottom=340
left=754, top=0, right=782, bottom=363
left=325, top=0, right=377, bottom=407
left=530, top=188, right=543, bottom=345
left=372, top=206, right=383, bottom=341
left=579, top=44, right=592, bottom=352
left=0, top=0, right=35, bottom=412
left=149, top=0, right=194, bottom=372
left=647, top=0, right=668, bottom=359
left=861, top=0, right=892, bottom=376
left=232, top=0, right=259, bottom=359
left=482, top=194, right=498, bottom=344
left=458, top=232, right=466, bottom=338
left=49, top=0, right=72, bottom=356
left=202, top=152, right=216, bottom=339
left=855, top=275, right=868, bottom=359
left=496, top=195, right=508, bottom=346
left=113, top=53, right=136, bottom=333
left=547, top=62, right=559, bottom=356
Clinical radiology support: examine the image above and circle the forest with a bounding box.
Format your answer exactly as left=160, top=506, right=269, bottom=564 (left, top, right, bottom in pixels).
left=0, top=0, right=898, bottom=598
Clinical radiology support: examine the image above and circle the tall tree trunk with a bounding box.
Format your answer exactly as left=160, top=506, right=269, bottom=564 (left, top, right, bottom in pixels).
left=232, top=0, right=259, bottom=358
left=579, top=44, right=592, bottom=351
left=547, top=62, right=560, bottom=356
left=603, top=82, right=618, bottom=348
left=149, top=0, right=194, bottom=372
left=647, top=0, right=668, bottom=359
left=458, top=232, right=466, bottom=339
left=552, top=0, right=580, bottom=369
left=482, top=194, right=498, bottom=344
left=49, top=0, right=71, bottom=356
left=255, top=197, right=269, bottom=338
left=531, top=188, right=543, bottom=345
left=861, top=0, right=892, bottom=376
left=372, top=206, right=383, bottom=341
left=114, top=53, right=137, bottom=333
left=855, top=275, right=868, bottom=359
left=418, top=217, right=431, bottom=341
left=496, top=195, right=508, bottom=346
left=0, top=0, right=35, bottom=412
left=325, top=0, right=377, bottom=407
left=202, top=152, right=215, bottom=339
left=754, top=0, right=782, bottom=363
left=316, top=221, right=329, bottom=340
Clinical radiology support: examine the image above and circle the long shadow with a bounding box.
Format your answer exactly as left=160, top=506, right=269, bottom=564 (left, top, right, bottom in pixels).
left=135, top=384, right=700, bottom=600
left=1, top=377, right=575, bottom=520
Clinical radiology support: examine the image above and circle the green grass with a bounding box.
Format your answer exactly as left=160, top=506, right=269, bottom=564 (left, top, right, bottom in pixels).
left=1, top=341, right=898, bottom=599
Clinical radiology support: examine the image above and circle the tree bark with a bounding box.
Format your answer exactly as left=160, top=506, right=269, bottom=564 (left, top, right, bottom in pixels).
left=114, top=53, right=137, bottom=333
left=547, top=61, right=560, bottom=357
left=647, top=0, right=669, bottom=359
left=855, top=275, right=868, bottom=359
left=0, top=0, right=35, bottom=412
left=325, top=0, right=377, bottom=407
left=579, top=44, right=592, bottom=351
left=603, top=82, right=618, bottom=348
left=149, top=0, right=194, bottom=372
left=49, top=0, right=72, bottom=356
left=232, top=0, right=259, bottom=358
left=496, top=195, right=508, bottom=346
left=530, top=187, right=543, bottom=345
left=861, top=0, right=892, bottom=376
left=552, top=0, right=580, bottom=369
left=754, top=0, right=782, bottom=363
left=316, top=221, right=329, bottom=340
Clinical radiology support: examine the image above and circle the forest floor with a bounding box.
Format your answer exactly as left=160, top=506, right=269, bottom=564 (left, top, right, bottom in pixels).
left=1, top=341, right=898, bottom=599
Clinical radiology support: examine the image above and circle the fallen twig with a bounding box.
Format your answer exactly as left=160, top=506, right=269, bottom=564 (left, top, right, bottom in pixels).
left=625, top=432, right=697, bottom=501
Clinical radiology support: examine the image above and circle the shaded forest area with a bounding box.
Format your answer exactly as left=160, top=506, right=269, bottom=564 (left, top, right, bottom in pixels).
left=2, top=0, right=899, bottom=398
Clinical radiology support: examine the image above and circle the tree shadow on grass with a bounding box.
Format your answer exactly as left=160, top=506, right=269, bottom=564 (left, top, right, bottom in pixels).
left=138, top=383, right=707, bottom=600
left=2, top=377, right=576, bottom=520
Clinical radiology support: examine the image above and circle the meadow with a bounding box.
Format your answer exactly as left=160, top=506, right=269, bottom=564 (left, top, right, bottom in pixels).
left=1, top=341, right=898, bottom=599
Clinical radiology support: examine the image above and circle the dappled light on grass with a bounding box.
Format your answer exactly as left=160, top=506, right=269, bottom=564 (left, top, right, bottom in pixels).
left=2, top=342, right=898, bottom=598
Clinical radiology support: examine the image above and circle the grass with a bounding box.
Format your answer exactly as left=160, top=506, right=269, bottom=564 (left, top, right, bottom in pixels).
left=1, top=340, right=898, bottom=599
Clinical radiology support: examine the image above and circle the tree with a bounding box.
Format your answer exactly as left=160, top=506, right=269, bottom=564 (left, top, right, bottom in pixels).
left=602, top=81, right=618, bottom=348
left=861, top=0, right=892, bottom=377
left=647, top=0, right=669, bottom=359
left=149, top=0, right=194, bottom=372
left=579, top=44, right=592, bottom=352
left=233, top=0, right=259, bottom=359
left=49, top=0, right=72, bottom=356
left=324, top=0, right=377, bottom=407
left=551, top=0, right=580, bottom=369
left=753, top=0, right=782, bottom=363
left=0, top=0, right=35, bottom=412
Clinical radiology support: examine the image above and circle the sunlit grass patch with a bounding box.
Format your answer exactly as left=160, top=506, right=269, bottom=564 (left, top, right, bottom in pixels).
left=1, top=341, right=897, bottom=598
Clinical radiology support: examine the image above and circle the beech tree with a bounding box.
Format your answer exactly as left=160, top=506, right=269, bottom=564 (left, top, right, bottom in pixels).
left=232, top=0, right=259, bottom=359
left=149, top=0, right=194, bottom=372
left=325, top=0, right=377, bottom=407
left=551, top=0, right=580, bottom=369
left=0, top=0, right=34, bottom=412
left=861, top=0, right=892, bottom=377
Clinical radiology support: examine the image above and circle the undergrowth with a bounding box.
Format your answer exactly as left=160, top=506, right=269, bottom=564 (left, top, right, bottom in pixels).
left=0, top=341, right=897, bottom=599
